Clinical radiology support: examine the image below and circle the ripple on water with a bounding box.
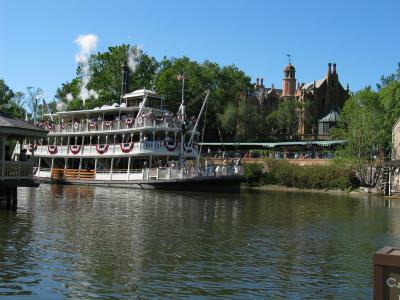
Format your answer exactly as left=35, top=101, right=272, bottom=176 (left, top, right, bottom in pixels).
left=0, top=186, right=393, bottom=298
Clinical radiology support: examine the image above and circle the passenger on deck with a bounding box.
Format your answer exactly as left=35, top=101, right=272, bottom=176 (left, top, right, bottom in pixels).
left=4, top=145, right=11, bottom=160
left=20, top=149, right=27, bottom=161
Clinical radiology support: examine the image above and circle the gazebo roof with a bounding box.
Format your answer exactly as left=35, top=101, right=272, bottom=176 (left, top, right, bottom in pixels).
left=0, top=113, right=47, bottom=138
left=319, top=110, right=340, bottom=123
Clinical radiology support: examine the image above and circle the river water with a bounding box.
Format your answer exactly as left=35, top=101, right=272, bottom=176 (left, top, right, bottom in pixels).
left=0, top=185, right=398, bottom=299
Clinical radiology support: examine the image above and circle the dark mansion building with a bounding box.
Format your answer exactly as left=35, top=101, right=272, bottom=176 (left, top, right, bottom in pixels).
left=247, top=62, right=350, bottom=136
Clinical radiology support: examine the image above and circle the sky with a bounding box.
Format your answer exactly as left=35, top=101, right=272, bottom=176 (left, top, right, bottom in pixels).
left=0, top=0, right=399, bottom=102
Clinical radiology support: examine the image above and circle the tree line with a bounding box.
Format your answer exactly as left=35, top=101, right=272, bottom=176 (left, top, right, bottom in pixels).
left=2, top=44, right=400, bottom=186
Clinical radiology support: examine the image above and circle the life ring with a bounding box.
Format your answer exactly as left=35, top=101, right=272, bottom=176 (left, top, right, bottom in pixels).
left=89, top=122, right=96, bottom=129
left=96, top=144, right=109, bottom=154
left=73, top=122, right=79, bottom=130
left=137, top=117, right=143, bottom=125
left=105, top=121, right=113, bottom=128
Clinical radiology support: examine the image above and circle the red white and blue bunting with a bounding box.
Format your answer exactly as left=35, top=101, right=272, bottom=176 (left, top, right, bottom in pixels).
left=120, top=142, right=133, bottom=153
left=28, top=144, right=37, bottom=152
left=165, top=141, right=178, bottom=152
left=70, top=145, right=81, bottom=155
left=125, top=118, right=134, bottom=126
left=96, top=144, right=109, bottom=154
left=48, top=145, right=57, bottom=154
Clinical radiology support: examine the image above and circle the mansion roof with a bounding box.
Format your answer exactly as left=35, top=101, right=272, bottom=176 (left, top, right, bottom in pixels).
left=301, top=78, right=325, bottom=91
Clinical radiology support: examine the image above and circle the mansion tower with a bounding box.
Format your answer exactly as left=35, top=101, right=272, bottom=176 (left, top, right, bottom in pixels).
left=247, top=62, right=350, bottom=136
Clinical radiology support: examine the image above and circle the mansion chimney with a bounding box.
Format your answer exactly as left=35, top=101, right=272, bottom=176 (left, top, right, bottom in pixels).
left=332, top=63, right=337, bottom=75
left=282, top=63, right=296, bottom=97
left=326, top=63, right=332, bottom=78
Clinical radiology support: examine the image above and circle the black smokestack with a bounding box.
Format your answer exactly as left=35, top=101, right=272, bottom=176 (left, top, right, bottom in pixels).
left=121, top=62, right=130, bottom=99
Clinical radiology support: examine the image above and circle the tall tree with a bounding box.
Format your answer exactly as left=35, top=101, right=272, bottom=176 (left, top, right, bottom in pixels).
left=55, top=45, right=158, bottom=110
left=266, top=100, right=299, bottom=136
left=155, top=57, right=251, bottom=141
left=377, top=63, right=400, bottom=90
left=0, top=80, right=26, bottom=119
left=332, top=88, right=384, bottom=186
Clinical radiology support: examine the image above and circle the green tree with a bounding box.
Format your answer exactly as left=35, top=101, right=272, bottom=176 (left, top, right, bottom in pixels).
left=332, top=88, right=384, bottom=186
left=54, top=45, right=252, bottom=140
left=379, top=80, right=400, bottom=147
left=155, top=57, right=251, bottom=141
left=266, top=99, right=299, bottom=136
left=218, top=101, right=265, bottom=141
left=377, top=63, right=400, bottom=89
left=0, top=80, right=26, bottom=119
left=55, top=45, right=158, bottom=111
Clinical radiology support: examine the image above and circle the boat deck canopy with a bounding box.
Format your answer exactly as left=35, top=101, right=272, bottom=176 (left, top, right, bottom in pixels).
left=199, top=140, right=345, bottom=148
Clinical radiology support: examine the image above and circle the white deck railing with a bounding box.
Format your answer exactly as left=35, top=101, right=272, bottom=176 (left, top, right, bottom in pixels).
left=45, top=118, right=185, bottom=134
left=30, top=141, right=197, bottom=157
left=36, top=166, right=242, bottom=181
left=0, top=161, right=34, bottom=180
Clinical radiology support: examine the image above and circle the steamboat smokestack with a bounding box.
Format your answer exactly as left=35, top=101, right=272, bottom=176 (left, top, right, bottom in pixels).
left=120, top=62, right=130, bottom=100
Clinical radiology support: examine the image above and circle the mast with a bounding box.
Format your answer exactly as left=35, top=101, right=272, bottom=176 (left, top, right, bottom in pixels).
left=187, top=90, right=210, bottom=149
left=177, top=71, right=185, bottom=118
left=136, top=93, right=149, bottom=117
left=178, top=71, right=185, bottom=159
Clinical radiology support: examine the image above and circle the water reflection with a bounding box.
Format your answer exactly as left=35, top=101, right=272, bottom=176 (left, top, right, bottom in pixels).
left=0, top=185, right=398, bottom=298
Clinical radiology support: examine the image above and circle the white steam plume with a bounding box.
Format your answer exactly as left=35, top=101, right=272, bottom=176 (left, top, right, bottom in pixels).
left=74, top=34, right=99, bottom=105
left=56, top=102, right=66, bottom=111
left=66, top=93, right=73, bottom=102
left=127, top=45, right=143, bottom=73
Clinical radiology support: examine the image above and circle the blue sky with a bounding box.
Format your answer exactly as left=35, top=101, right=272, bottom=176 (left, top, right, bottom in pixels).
left=0, top=0, right=399, bottom=101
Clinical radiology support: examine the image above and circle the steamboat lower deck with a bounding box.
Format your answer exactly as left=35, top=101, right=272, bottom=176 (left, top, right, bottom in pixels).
left=36, top=165, right=243, bottom=193
left=41, top=174, right=243, bottom=193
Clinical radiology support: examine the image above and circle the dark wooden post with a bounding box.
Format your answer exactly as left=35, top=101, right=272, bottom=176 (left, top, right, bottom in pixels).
left=374, top=247, right=400, bottom=299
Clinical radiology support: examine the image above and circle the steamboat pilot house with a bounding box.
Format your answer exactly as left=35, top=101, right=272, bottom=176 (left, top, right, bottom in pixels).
left=32, top=89, right=200, bottom=182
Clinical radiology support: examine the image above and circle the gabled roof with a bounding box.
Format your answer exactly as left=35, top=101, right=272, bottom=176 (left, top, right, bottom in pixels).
left=302, top=78, right=325, bottom=91
left=0, top=113, right=47, bottom=138
left=319, top=110, right=340, bottom=123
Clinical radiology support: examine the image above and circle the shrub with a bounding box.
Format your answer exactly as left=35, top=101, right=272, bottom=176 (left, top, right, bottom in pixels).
left=243, top=159, right=358, bottom=190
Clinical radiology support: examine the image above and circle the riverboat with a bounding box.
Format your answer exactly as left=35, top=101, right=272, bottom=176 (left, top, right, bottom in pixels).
left=18, top=86, right=242, bottom=193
